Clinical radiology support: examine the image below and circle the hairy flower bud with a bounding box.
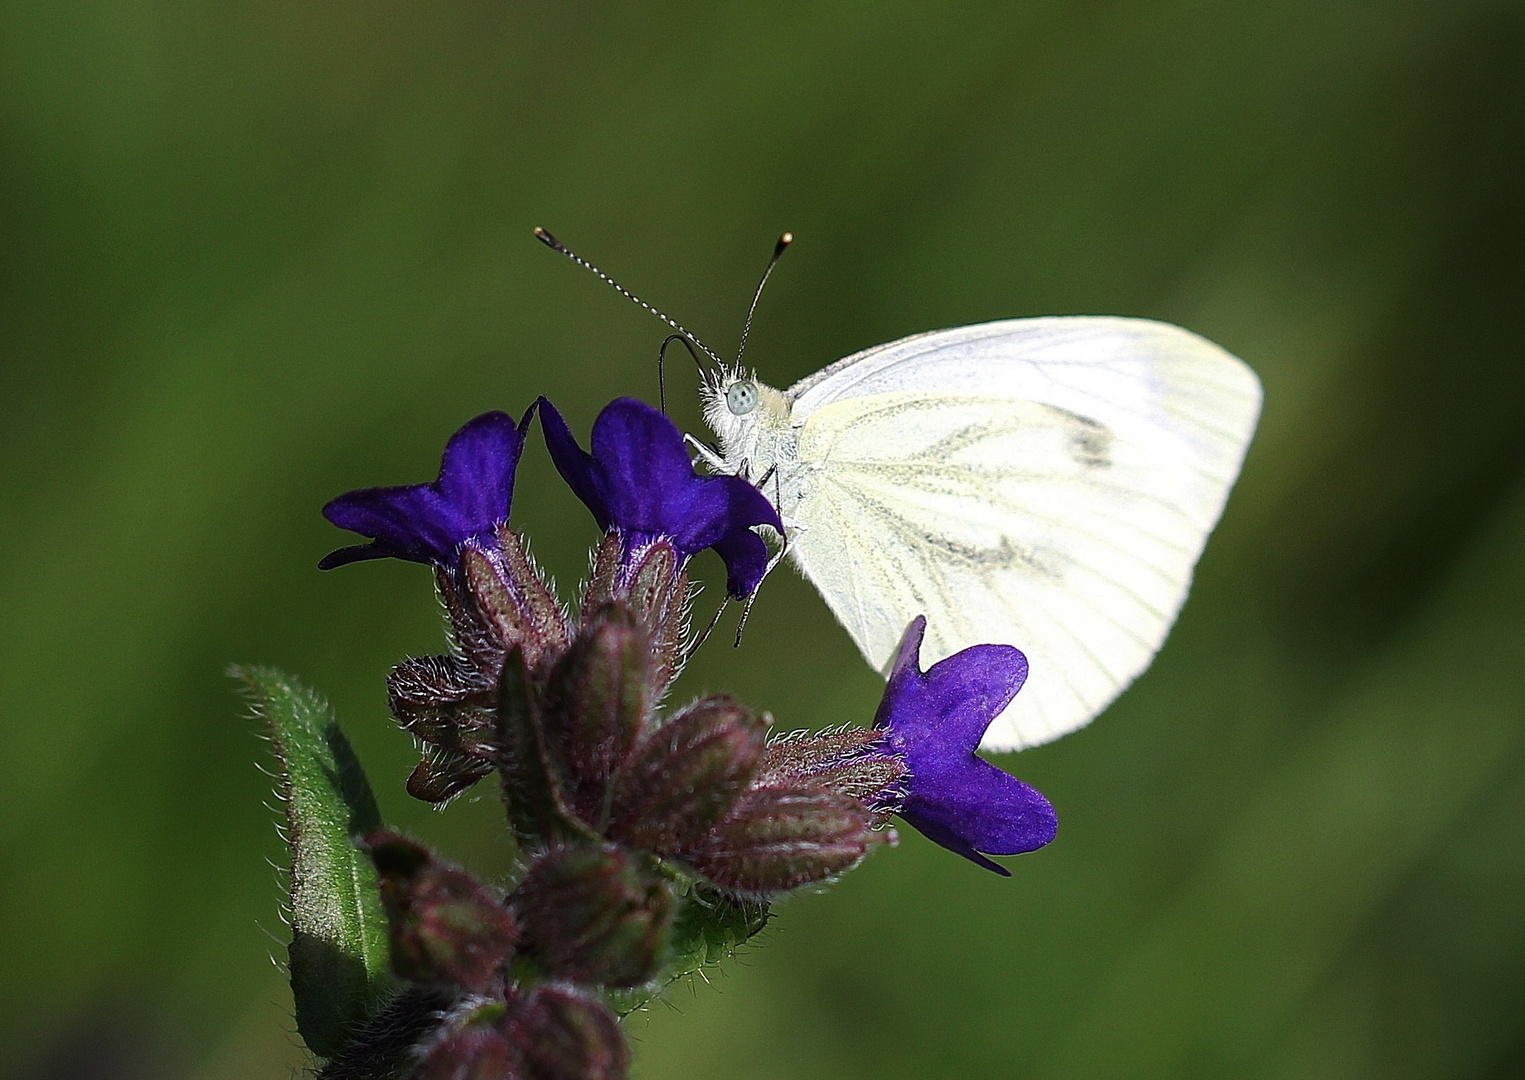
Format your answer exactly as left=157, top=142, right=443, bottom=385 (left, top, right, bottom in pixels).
left=365, top=833, right=520, bottom=993
left=607, top=697, right=768, bottom=854
left=511, top=845, right=674, bottom=988
left=755, top=728, right=909, bottom=818
left=415, top=1001, right=520, bottom=1080
left=458, top=526, right=570, bottom=678
left=686, top=787, right=884, bottom=898
left=407, top=745, right=496, bottom=805
left=540, top=607, right=654, bottom=823
left=508, top=987, right=628, bottom=1080
left=387, top=655, right=499, bottom=804
left=494, top=649, right=593, bottom=848
left=389, top=655, right=497, bottom=750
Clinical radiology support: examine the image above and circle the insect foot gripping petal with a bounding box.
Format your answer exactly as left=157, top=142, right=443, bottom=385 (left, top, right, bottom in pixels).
left=538, top=396, right=782, bottom=599
left=872, top=616, right=1058, bottom=876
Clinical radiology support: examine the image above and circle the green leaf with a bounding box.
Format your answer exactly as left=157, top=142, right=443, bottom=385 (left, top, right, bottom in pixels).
left=234, top=665, right=392, bottom=1060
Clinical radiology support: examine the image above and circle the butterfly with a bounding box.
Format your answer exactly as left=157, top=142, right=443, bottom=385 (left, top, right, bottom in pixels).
left=532, top=227, right=1261, bottom=752
left=693, top=316, right=1261, bottom=752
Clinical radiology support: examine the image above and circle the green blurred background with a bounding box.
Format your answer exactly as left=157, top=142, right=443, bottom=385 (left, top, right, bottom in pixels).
left=4, top=2, right=1523, bottom=1078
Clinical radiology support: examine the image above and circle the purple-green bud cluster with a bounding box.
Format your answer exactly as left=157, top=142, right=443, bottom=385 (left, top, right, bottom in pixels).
left=312, top=401, right=1055, bottom=1079
left=334, top=526, right=906, bottom=1079
left=394, top=527, right=903, bottom=896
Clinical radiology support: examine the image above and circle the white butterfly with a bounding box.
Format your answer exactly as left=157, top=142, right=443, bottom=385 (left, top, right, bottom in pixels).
left=695, top=316, right=1261, bottom=752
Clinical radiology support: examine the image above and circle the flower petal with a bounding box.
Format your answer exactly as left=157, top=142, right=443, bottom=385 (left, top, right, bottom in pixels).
left=538, top=397, right=611, bottom=531
left=898, top=758, right=1056, bottom=867
left=320, top=410, right=527, bottom=570
left=710, top=528, right=771, bottom=599
left=540, top=397, right=782, bottom=597
left=876, top=617, right=1056, bottom=871
left=875, top=617, right=1028, bottom=753
left=587, top=398, right=701, bottom=537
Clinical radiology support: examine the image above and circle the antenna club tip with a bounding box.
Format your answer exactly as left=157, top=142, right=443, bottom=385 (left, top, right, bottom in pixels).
left=779, top=232, right=794, bottom=245
left=533, top=226, right=558, bottom=247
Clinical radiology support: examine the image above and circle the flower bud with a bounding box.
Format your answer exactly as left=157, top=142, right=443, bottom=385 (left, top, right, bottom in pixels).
left=366, top=832, right=520, bottom=992
left=493, top=647, right=597, bottom=848
left=507, top=987, right=628, bottom=1080
left=407, top=744, right=496, bottom=805
left=607, top=697, right=767, bottom=854
left=388, top=654, right=500, bottom=804
left=511, top=845, right=674, bottom=988
left=686, top=787, right=885, bottom=898
left=415, top=1000, right=520, bottom=1080
left=388, top=655, right=496, bottom=749
left=540, top=607, right=654, bottom=822
left=459, top=526, right=570, bottom=678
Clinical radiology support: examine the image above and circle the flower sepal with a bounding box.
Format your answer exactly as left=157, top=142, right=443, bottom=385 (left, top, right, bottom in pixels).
left=457, top=524, right=571, bottom=678
left=580, top=534, right=688, bottom=695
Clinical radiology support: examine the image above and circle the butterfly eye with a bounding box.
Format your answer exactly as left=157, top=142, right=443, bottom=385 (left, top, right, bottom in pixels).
left=726, top=381, right=759, bottom=416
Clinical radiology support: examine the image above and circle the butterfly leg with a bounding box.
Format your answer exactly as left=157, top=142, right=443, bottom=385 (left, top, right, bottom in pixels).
left=734, top=546, right=790, bottom=647
left=686, top=594, right=732, bottom=659
left=684, top=433, right=729, bottom=474
left=735, top=464, right=791, bottom=648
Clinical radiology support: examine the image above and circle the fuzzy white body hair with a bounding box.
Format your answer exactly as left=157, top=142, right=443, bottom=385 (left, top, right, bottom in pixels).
left=700, top=368, right=806, bottom=520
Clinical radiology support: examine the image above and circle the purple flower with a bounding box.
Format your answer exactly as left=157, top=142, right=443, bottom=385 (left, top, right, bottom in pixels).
left=874, top=616, right=1057, bottom=875
left=538, top=397, right=783, bottom=597
left=320, top=410, right=531, bottom=571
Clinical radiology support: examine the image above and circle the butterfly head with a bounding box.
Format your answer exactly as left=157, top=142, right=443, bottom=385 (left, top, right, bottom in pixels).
left=700, top=365, right=792, bottom=470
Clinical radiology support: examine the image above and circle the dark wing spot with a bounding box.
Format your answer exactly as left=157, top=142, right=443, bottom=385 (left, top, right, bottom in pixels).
left=1065, top=414, right=1114, bottom=469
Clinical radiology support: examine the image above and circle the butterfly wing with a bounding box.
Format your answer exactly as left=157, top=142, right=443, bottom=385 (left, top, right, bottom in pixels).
left=783, top=317, right=1260, bottom=751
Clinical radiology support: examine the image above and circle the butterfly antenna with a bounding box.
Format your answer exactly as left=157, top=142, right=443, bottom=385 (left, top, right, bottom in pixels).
left=736, top=231, right=793, bottom=368
left=657, top=333, right=706, bottom=416
left=534, top=227, right=725, bottom=369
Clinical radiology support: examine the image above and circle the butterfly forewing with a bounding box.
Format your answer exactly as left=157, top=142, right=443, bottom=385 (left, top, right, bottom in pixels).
left=779, top=317, right=1260, bottom=751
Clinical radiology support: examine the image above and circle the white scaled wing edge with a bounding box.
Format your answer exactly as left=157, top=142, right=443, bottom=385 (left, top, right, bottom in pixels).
left=783, top=317, right=1261, bottom=751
